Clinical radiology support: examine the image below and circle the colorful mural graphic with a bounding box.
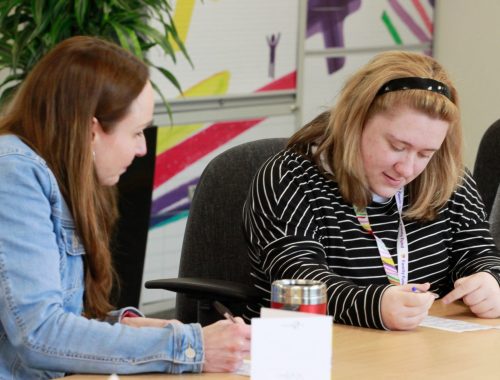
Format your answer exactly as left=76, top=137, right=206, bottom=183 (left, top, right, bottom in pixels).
left=150, top=72, right=296, bottom=230
left=383, top=0, right=433, bottom=45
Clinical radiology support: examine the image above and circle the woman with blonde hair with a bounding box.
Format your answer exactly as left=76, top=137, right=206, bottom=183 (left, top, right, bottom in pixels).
left=243, top=50, right=500, bottom=330
left=0, top=36, right=250, bottom=379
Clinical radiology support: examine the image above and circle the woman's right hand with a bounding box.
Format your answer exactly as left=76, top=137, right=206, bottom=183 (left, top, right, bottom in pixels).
left=381, top=283, right=436, bottom=330
left=202, top=317, right=251, bottom=372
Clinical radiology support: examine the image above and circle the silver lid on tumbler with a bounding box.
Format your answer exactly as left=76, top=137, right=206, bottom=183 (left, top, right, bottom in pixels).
left=271, top=279, right=326, bottom=307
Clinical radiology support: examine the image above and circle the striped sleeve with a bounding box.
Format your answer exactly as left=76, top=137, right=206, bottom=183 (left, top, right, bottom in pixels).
left=243, top=151, right=391, bottom=329
left=448, top=172, right=500, bottom=283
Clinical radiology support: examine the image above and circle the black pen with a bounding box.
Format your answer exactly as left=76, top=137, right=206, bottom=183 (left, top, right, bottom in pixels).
left=213, top=301, right=237, bottom=323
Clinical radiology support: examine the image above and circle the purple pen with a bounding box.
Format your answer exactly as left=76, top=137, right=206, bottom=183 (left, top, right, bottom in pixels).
left=411, top=286, right=439, bottom=298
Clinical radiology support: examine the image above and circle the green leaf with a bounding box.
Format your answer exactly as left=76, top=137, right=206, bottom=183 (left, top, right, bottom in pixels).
left=0, top=84, right=19, bottom=107
left=127, top=28, right=143, bottom=59
left=52, top=0, right=69, bottom=18
left=11, top=27, right=33, bottom=70
left=0, top=0, right=22, bottom=26
left=164, top=13, right=193, bottom=67
left=134, top=23, right=175, bottom=61
left=27, top=5, right=53, bottom=44
left=48, top=13, right=72, bottom=46
left=110, top=21, right=131, bottom=52
left=153, top=64, right=183, bottom=95
left=150, top=79, right=173, bottom=125
left=75, top=0, right=89, bottom=29
left=31, top=0, right=43, bottom=26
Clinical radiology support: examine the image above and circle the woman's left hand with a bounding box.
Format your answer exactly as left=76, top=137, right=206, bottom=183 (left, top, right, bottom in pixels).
left=120, top=317, right=180, bottom=328
left=442, top=272, right=500, bottom=318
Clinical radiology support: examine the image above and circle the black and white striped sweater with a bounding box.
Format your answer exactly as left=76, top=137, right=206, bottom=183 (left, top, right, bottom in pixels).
left=242, top=147, right=500, bottom=329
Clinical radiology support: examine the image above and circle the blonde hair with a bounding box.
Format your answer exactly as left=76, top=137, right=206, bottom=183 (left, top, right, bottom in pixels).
left=288, top=51, right=462, bottom=220
left=0, top=36, right=149, bottom=318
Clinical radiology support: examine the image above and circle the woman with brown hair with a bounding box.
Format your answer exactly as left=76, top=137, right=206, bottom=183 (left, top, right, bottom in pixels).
left=243, top=50, right=500, bottom=330
left=0, top=36, right=250, bottom=379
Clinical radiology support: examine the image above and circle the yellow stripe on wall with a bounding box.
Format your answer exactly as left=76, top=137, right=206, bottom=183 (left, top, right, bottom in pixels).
left=156, top=71, right=231, bottom=154
left=169, top=0, right=196, bottom=51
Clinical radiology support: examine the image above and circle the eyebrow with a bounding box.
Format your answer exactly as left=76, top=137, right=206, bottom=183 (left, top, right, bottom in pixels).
left=388, top=134, right=439, bottom=152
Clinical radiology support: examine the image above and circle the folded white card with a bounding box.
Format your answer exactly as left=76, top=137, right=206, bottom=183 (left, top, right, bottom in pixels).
left=420, top=315, right=496, bottom=332
left=251, top=307, right=333, bottom=380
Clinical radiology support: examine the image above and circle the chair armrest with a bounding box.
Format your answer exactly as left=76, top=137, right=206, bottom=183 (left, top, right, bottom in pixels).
left=145, top=277, right=261, bottom=302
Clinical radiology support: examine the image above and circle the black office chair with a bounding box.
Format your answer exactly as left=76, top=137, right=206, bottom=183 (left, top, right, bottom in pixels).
left=490, top=186, right=500, bottom=249
left=473, top=119, right=500, bottom=217
left=145, top=138, right=287, bottom=326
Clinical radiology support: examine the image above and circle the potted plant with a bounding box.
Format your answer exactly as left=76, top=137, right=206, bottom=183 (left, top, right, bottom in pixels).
left=0, top=0, right=189, bottom=113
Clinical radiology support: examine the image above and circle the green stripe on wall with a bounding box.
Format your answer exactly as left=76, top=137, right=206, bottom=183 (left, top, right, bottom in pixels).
left=382, top=10, right=403, bottom=45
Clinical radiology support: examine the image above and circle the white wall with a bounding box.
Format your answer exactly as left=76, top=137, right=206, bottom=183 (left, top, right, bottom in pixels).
left=0, top=69, right=7, bottom=98
left=434, top=0, right=500, bottom=169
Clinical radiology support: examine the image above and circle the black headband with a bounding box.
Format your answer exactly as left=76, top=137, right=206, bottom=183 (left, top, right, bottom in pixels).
left=376, top=77, right=452, bottom=100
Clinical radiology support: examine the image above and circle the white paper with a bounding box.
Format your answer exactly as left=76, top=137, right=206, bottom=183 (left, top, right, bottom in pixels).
left=251, top=308, right=333, bottom=380
left=420, top=316, right=495, bottom=332
left=234, top=359, right=251, bottom=376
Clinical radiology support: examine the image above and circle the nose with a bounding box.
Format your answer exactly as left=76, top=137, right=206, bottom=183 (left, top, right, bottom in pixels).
left=394, top=154, right=415, bottom=178
left=136, top=136, right=147, bottom=157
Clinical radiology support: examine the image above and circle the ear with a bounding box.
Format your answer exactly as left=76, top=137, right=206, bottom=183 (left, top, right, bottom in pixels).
left=91, top=117, right=101, bottom=144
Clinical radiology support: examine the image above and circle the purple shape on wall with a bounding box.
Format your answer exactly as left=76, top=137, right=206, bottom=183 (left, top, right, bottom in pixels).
left=150, top=177, right=199, bottom=216
left=307, top=0, right=361, bottom=74
left=389, top=0, right=430, bottom=43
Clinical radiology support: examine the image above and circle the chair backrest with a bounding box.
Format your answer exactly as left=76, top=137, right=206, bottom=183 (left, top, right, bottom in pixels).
left=473, top=119, right=500, bottom=217
left=175, top=138, right=287, bottom=323
left=489, top=186, right=500, bottom=249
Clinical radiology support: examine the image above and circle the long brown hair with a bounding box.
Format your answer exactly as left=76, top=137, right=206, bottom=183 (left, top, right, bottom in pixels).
left=0, top=36, right=149, bottom=318
left=288, top=51, right=462, bottom=220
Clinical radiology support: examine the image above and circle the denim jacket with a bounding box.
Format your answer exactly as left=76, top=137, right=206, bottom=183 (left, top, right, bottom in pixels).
left=0, top=135, right=203, bottom=379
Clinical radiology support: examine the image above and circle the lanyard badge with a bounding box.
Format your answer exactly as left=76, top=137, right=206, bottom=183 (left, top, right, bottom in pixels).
left=354, top=188, right=408, bottom=285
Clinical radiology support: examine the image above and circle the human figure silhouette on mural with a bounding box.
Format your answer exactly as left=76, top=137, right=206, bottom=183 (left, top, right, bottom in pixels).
left=266, top=33, right=281, bottom=78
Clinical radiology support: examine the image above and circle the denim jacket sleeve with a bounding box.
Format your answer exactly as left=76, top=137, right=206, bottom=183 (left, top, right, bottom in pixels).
left=105, top=306, right=145, bottom=324
left=0, top=139, right=204, bottom=378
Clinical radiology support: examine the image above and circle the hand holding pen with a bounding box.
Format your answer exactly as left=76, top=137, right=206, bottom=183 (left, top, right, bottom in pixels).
left=381, top=282, right=437, bottom=331
left=411, top=284, right=439, bottom=299
left=202, top=301, right=251, bottom=372
left=213, top=300, right=237, bottom=323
